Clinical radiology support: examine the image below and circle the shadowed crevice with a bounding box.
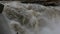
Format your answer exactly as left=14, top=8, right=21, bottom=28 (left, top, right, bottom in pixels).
left=0, top=3, right=4, bottom=13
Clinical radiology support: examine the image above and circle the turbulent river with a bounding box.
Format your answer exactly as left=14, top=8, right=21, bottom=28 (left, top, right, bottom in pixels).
left=1, top=1, right=60, bottom=34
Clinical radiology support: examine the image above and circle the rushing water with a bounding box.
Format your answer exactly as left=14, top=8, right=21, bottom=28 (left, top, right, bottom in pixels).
left=2, top=1, right=60, bottom=34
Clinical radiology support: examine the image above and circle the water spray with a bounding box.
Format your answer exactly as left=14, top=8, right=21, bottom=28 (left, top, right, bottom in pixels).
left=0, top=3, right=12, bottom=34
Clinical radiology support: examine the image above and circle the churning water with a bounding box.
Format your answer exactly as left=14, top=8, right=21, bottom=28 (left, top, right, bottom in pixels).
left=2, top=1, right=60, bottom=34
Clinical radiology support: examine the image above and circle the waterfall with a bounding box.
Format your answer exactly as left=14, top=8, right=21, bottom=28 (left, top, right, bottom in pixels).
left=2, top=1, right=60, bottom=34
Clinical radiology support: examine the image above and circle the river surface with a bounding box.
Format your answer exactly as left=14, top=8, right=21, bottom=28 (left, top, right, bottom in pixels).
left=1, top=1, right=60, bottom=34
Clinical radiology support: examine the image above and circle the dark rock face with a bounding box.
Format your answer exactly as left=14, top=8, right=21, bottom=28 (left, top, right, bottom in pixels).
left=0, top=4, right=4, bottom=13
left=43, top=0, right=60, bottom=6
left=1, top=0, right=60, bottom=6
left=21, top=0, right=60, bottom=6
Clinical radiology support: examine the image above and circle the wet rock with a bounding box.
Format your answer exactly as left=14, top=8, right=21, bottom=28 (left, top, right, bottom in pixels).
left=21, top=0, right=60, bottom=6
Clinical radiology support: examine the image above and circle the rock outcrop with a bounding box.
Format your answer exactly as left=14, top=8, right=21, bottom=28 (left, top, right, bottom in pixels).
left=1, top=0, right=60, bottom=6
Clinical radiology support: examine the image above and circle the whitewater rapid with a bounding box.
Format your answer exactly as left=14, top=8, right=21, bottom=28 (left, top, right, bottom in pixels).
left=2, top=1, right=60, bottom=34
